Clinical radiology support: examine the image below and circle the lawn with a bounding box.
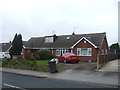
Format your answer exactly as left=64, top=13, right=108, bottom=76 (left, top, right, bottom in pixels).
left=2, top=59, right=68, bottom=72
left=29, top=60, right=68, bottom=72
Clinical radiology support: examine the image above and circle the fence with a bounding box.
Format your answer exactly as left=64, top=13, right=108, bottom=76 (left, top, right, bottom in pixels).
left=107, top=54, right=120, bottom=61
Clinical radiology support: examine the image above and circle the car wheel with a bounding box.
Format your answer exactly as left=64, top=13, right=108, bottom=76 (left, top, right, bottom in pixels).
left=63, top=59, right=67, bottom=63
left=76, top=61, right=79, bottom=63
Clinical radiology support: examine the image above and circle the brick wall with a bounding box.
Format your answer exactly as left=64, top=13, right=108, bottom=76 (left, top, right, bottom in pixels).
left=74, top=39, right=98, bottom=62
left=98, top=36, right=109, bottom=65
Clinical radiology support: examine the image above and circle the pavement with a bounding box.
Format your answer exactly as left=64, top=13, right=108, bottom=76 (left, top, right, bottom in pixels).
left=98, top=59, right=119, bottom=72
left=0, top=59, right=119, bottom=87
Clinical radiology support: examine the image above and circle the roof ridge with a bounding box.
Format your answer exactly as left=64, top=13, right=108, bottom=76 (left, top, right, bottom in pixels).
left=29, top=32, right=106, bottom=39
left=75, top=32, right=106, bottom=36
left=52, top=32, right=106, bottom=37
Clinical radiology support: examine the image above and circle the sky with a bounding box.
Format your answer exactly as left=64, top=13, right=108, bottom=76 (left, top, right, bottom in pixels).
left=0, top=0, right=119, bottom=46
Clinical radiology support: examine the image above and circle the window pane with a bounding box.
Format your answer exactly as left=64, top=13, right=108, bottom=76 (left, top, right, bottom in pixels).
left=81, top=48, right=87, bottom=56
left=105, top=49, right=108, bottom=55
left=88, top=48, right=92, bottom=56
left=77, top=51, right=80, bottom=56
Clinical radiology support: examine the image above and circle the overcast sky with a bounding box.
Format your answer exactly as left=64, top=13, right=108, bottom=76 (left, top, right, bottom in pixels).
left=0, top=0, right=119, bottom=46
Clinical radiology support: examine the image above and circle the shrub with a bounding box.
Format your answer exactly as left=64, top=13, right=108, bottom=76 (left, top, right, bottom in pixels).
left=27, top=55, right=40, bottom=61
left=28, top=56, right=36, bottom=61
left=38, top=50, right=55, bottom=60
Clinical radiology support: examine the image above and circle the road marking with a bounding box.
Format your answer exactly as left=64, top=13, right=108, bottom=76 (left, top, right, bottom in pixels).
left=3, top=83, right=26, bottom=90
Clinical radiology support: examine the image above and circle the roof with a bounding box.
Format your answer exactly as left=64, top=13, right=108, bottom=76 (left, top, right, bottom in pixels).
left=0, top=41, right=28, bottom=52
left=0, top=43, right=12, bottom=52
left=24, top=32, right=106, bottom=49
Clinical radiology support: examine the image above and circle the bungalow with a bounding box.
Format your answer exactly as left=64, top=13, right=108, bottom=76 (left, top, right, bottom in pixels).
left=23, top=32, right=109, bottom=65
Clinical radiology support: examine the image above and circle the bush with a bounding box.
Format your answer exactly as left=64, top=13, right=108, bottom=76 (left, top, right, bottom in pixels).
left=27, top=55, right=40, bottom=61
left=38, top=50, right=55, bottom=60
left=2, top=59, right=38, bottom=70
left=28, top=56, right=36, bottom=61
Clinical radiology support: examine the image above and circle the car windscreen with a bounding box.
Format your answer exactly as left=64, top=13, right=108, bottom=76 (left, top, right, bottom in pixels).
left=63, top=53, right=75, bottom=56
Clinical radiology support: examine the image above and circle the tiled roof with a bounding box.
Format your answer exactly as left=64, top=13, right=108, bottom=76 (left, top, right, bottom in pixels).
left=24, top=32, right=106, bottom=49
left=0, top=41, right=28, bottom=52
left=0, top=43, right=12, bottom=52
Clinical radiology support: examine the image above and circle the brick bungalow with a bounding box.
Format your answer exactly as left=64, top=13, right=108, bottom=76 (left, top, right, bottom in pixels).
left=23, top=32, right=109, bottom=66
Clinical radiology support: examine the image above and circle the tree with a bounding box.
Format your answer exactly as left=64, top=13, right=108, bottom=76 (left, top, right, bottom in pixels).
left=17, top=34, right=23, bottom=55
left=9, top=33, right=23, bottom=58
left=110, top=43, right=120, bottom=50
left=110, top=43, right=120, bottom=55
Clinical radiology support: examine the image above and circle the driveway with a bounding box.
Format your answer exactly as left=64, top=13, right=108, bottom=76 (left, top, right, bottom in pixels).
left=59, top=62, right=97, bottom=71
left=58, top=59, right=119, bottom=72
left=99, top=59, right=119, bottom=72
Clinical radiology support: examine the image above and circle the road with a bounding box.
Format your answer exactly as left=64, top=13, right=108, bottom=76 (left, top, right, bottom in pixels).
left=2, top=72, right=117, bottom=89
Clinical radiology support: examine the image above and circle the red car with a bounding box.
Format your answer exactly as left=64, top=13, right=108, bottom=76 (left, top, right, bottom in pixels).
left=58, top=53, right=80, bottom=63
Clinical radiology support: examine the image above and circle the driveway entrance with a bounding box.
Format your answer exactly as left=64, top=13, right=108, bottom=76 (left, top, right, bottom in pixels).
left=59, top=62, right=97, bottom=71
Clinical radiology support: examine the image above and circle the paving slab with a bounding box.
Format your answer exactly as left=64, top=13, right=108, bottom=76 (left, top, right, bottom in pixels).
left=48, top=69, right=119, bottom=87
left=99, top=59, right=119, bottom=72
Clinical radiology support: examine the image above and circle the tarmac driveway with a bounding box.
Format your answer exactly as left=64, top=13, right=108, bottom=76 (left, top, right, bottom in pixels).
left=59, top=59, right=119, bottom=72
left=59, top=62, right=97, bottom=71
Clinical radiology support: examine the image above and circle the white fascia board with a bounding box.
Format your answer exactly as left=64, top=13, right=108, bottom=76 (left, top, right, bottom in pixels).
left=71, top=37, right=98, bottom=48
left=7, top=45, right=26, bottom=51
left=7, top=45, right=12, bottom=52
left=25, top=47, right=51, bottom=49
left=23, top=45, right=26, bottom=48
left=25, top=47, right=71, bottom=50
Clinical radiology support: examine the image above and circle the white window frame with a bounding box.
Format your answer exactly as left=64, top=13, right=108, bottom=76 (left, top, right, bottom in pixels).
left=105, top=49, right=108, bottom=55
left=101, top=49, right=104, bottom=55
left=77, top=48, right=92, bottom=56
left=56, top=49, right=70, bottom=56
left=45, top=37, right=54, bottom=43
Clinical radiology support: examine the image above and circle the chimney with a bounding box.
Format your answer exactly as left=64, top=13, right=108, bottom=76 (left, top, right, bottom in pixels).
left=53, top=34, right=57, bottom=41
left=72, top=32, right=75, bottom=35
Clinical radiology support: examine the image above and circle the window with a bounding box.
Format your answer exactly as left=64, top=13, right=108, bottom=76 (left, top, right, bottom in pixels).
left=56, top=49, right=61, bottom=56
left=56, top=49, right=70, bottom=56
left=105, top=49, right=108, bottom=55
left=66, top=36, right=70, bottom=40
left=45, top=37, right=54, bottom=43
left=77, top=48, right=92, bottom=56
left=101, top=49, right=104, bottom=55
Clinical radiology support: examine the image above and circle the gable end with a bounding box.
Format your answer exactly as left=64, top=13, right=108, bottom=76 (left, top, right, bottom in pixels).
left=71, top=37, right=98, bottom=48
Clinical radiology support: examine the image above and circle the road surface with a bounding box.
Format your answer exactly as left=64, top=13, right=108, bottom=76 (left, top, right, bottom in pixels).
left=2, top=72, right=117, bottom=89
